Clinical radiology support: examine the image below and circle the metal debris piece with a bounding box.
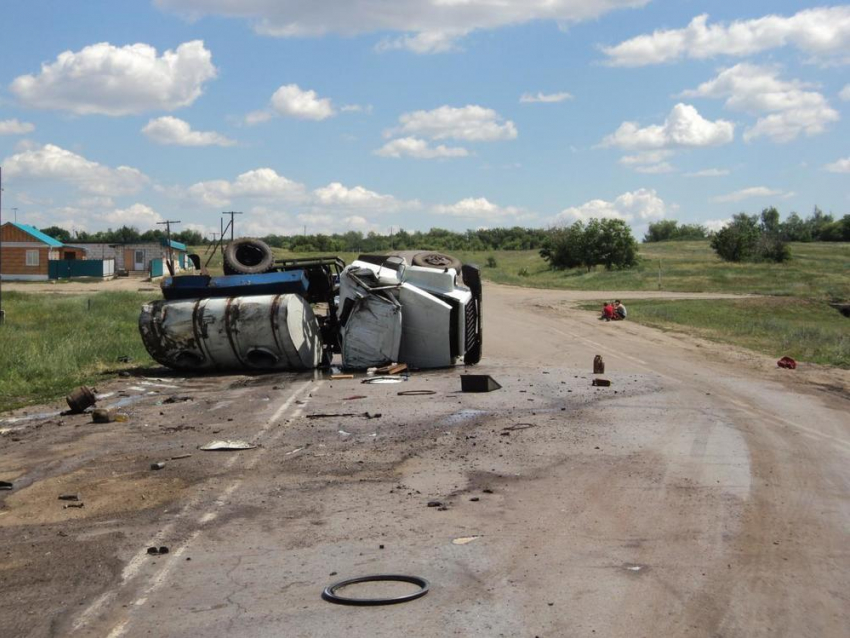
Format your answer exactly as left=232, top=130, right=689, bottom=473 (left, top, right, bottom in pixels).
left=63, top=503, right=85, bottom=509
left=330, top=374, right=355, bottom=380
left=170, top=454, right=192, bottom=460
left=147, top=546, right=170, bottom=555
left=163, top=395, right=193, bottom=404
left=66, top=386, right=97, bottom=413
left=427, top=500, right=443, bottom=508
left=199, top=440, right=257, bottom=451
left=376, top=363, right=408, bottom=375
left=460, top=375, right=501, bottom=393
left=593, top=355, right=605, bottom=374
left=343, top=395, right=368, bottom=401
left=592, top=379, right=611, bottom=387
left=452, top=536, right=481, bottom=545
left=397, top=390, right=436, bottom=396
left=117, top=355, right=133, bottom=363
left=362, top=376, right=406, bottom=385
left=322, top=574, right=430, bottom=606
left=0, top=481, right=13, bottom=490
left=58, top=494, right=81, bottom=501
left=151, top=462, right=166, bottom=470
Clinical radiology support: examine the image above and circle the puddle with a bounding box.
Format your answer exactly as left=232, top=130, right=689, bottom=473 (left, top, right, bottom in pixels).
left=439, top=409, right=487, bottom=427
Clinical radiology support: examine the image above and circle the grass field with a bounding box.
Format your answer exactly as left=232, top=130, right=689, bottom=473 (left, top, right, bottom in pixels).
left=582, top=298, right=849, bottom=369
left=0, top=291, right=153, bottom=412
left=194, top=241, right=849, bottom=300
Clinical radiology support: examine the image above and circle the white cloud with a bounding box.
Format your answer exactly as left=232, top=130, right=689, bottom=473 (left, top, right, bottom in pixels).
left=375, top=137, right=469, bottom=159
left=142, top=116, right=235, bottom=147
left=186, top=168, right=307, bottom=208
left=602, top=8, right=850, bottom=67
left=390, top=105, right=517, bottom=142
left=104, top=203, right=163, bottom=226
left=0, top=119, right=35, bottom=135
left=603, top=103, right=734, bottom=150
left=156, top=0, right=648, bottom=53
left=704, top=218, right=732, bottom=232
left=271, top=84, right=335, bottom=120
left=685, top=168, right=730, bottom=178
left=618, top=150, right=676, bottom=173
left=312, top=182, right=416, bottom=213
left=2, top=143, right=148, bottom=196
left=10, top=40, right=216, bottom=116
left=555, top=188, right=667, bottom=224
left=520, top=91, right=573, bottom=104
left=244, top=109, right=273, bottom=125
left=841, top=85, right=850, bottom=101
left=433, top=197, right=532, bottom=222
left=711, top=186, right=790, bottom=203
left=681, top=64, right=839, bottom=142
left=825, top=157, right=850, bottom=173
left=634, top=163, right=675, bottom=174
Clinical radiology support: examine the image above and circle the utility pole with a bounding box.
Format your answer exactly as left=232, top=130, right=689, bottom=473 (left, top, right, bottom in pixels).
left=222, top=211, right=242, bottom=242
left=12, top=207, right=18, bottom=223
left=157, top=220, right=181, bottom=276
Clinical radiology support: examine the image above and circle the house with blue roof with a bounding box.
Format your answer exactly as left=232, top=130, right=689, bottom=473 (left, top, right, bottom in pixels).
left=0, top=222, right=71, bottom=280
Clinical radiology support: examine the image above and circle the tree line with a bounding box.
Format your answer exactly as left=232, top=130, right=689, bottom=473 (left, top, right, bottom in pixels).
left=39, top=225, right=206, bottom=246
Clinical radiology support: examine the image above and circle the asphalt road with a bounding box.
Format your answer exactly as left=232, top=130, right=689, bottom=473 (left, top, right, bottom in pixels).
left=1, top=284, right=848, bottom=638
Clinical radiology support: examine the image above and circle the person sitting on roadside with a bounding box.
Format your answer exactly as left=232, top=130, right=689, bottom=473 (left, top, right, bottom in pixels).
left=614, top=300, right=627, bottom=321
left=600, top=302, right=615, bottom=321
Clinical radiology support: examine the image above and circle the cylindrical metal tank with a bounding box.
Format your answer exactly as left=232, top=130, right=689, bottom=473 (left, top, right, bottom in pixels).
left=139, top=294, right=323, bottom=371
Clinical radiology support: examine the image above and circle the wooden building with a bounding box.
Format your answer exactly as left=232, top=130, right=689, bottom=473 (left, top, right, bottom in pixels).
left=0, top=222, right=64, bottom=281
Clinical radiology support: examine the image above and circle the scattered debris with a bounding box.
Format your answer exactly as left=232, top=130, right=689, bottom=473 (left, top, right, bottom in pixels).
left=375, top=362, right=408, bottom=375
left=91, top=408, right=124, bottom=423
left=307, top=412, right=382, bottom=420
left=427, top=500, right=443, bottom=508
left=151, top=462, right=166, bottom=471
left=119, top=371, right=132, bottom=378
left=362, top=376, right=406, bottom=385
left=470, top=497, right=480, bottom=502
left=147, top=546, right=170, bottom=556
left=338, top=430, right=352, bottom=436
left=117, top=355, right=133, bottom=363
left=170, top=454, right=192, bottom=460
left=163, top=395, right=193, bottom=404
left=777, top=356, right=797, bottom=370
left=592, top=378, right=612, bottom=387
left=594, top=355, right=605, bottom=374
left=343, top=395, right=367, bottom=401
left=453, top=536, right=481, bottom=545
left=503, top=423, right=535, bottom=432
left=330, top=374, right=355, bottom=380
left=199, top=440, right=257, bottom=451
left=322, top=574, right=430, bottom=606
left=397, top=390, right=436, bottom=396
left=460, top=375, right=501, bottom=393
left=58, top=494, right=81, bottom=501
left=66, top=386, right=97, bottom=413
left=0, top=481, right=13, bottom=490
left=63, top=503, right=85, bottom=509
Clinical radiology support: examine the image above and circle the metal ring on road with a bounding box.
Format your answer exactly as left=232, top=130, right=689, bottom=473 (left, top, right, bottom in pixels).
left=321, top=574, right=430, bottom=606
left=397, top=390, right=437, bottom=396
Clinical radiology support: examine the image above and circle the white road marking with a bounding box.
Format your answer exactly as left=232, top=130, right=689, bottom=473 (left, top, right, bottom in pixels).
left=72, top=380, right=319, bottom=636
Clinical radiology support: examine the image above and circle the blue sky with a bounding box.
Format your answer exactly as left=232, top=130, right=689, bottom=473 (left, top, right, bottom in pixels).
left=0, top=1, right=848, bottom=239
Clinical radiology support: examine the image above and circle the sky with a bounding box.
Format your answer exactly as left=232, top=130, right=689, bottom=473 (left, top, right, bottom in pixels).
left=0, top=1, right=848, bottom=239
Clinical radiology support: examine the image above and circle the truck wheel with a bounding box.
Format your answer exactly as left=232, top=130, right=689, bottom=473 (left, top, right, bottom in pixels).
left=223, top=238, right=275, bottom=275
left=411, top=251, right=463, bottom=271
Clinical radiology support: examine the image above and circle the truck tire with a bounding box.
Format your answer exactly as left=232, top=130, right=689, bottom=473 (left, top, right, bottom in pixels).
left=223, top=238, right=275, bottom=275
left=411, top=251, right=463, bottom=271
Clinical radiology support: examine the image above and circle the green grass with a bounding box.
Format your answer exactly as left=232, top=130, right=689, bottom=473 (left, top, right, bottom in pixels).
left=455, top=241, right=850, bottom=300
left=582, top=298, right=850, bottom=368
left=0, top=291, right=154, bottom=412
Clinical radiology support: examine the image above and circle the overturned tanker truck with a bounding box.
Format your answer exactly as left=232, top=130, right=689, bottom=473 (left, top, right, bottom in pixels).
left=139, top=238, right=482, bottom=372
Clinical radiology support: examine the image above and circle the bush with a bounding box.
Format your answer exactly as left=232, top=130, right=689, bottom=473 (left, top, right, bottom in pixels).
left=644, top=220, right=708, bottom=242
left=711, top=211, right=792, bottom=263
left=517, top=267, right=530, bottom=277
left=486, top=256, right=498, bottom=268
left=541, top=218, right=639, bottom=271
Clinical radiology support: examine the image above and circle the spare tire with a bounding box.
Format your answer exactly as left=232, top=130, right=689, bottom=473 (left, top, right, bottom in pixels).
left=411, top=251, right=463, bottom=271
left=223, top=238, right=275, bottom=275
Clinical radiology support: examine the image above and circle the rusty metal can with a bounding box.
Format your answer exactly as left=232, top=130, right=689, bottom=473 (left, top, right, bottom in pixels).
left=66, top=386, right=97, bottom=413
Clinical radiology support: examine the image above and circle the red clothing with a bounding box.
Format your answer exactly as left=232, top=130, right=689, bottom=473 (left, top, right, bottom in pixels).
left=603, top=304, right=615, bottom=320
